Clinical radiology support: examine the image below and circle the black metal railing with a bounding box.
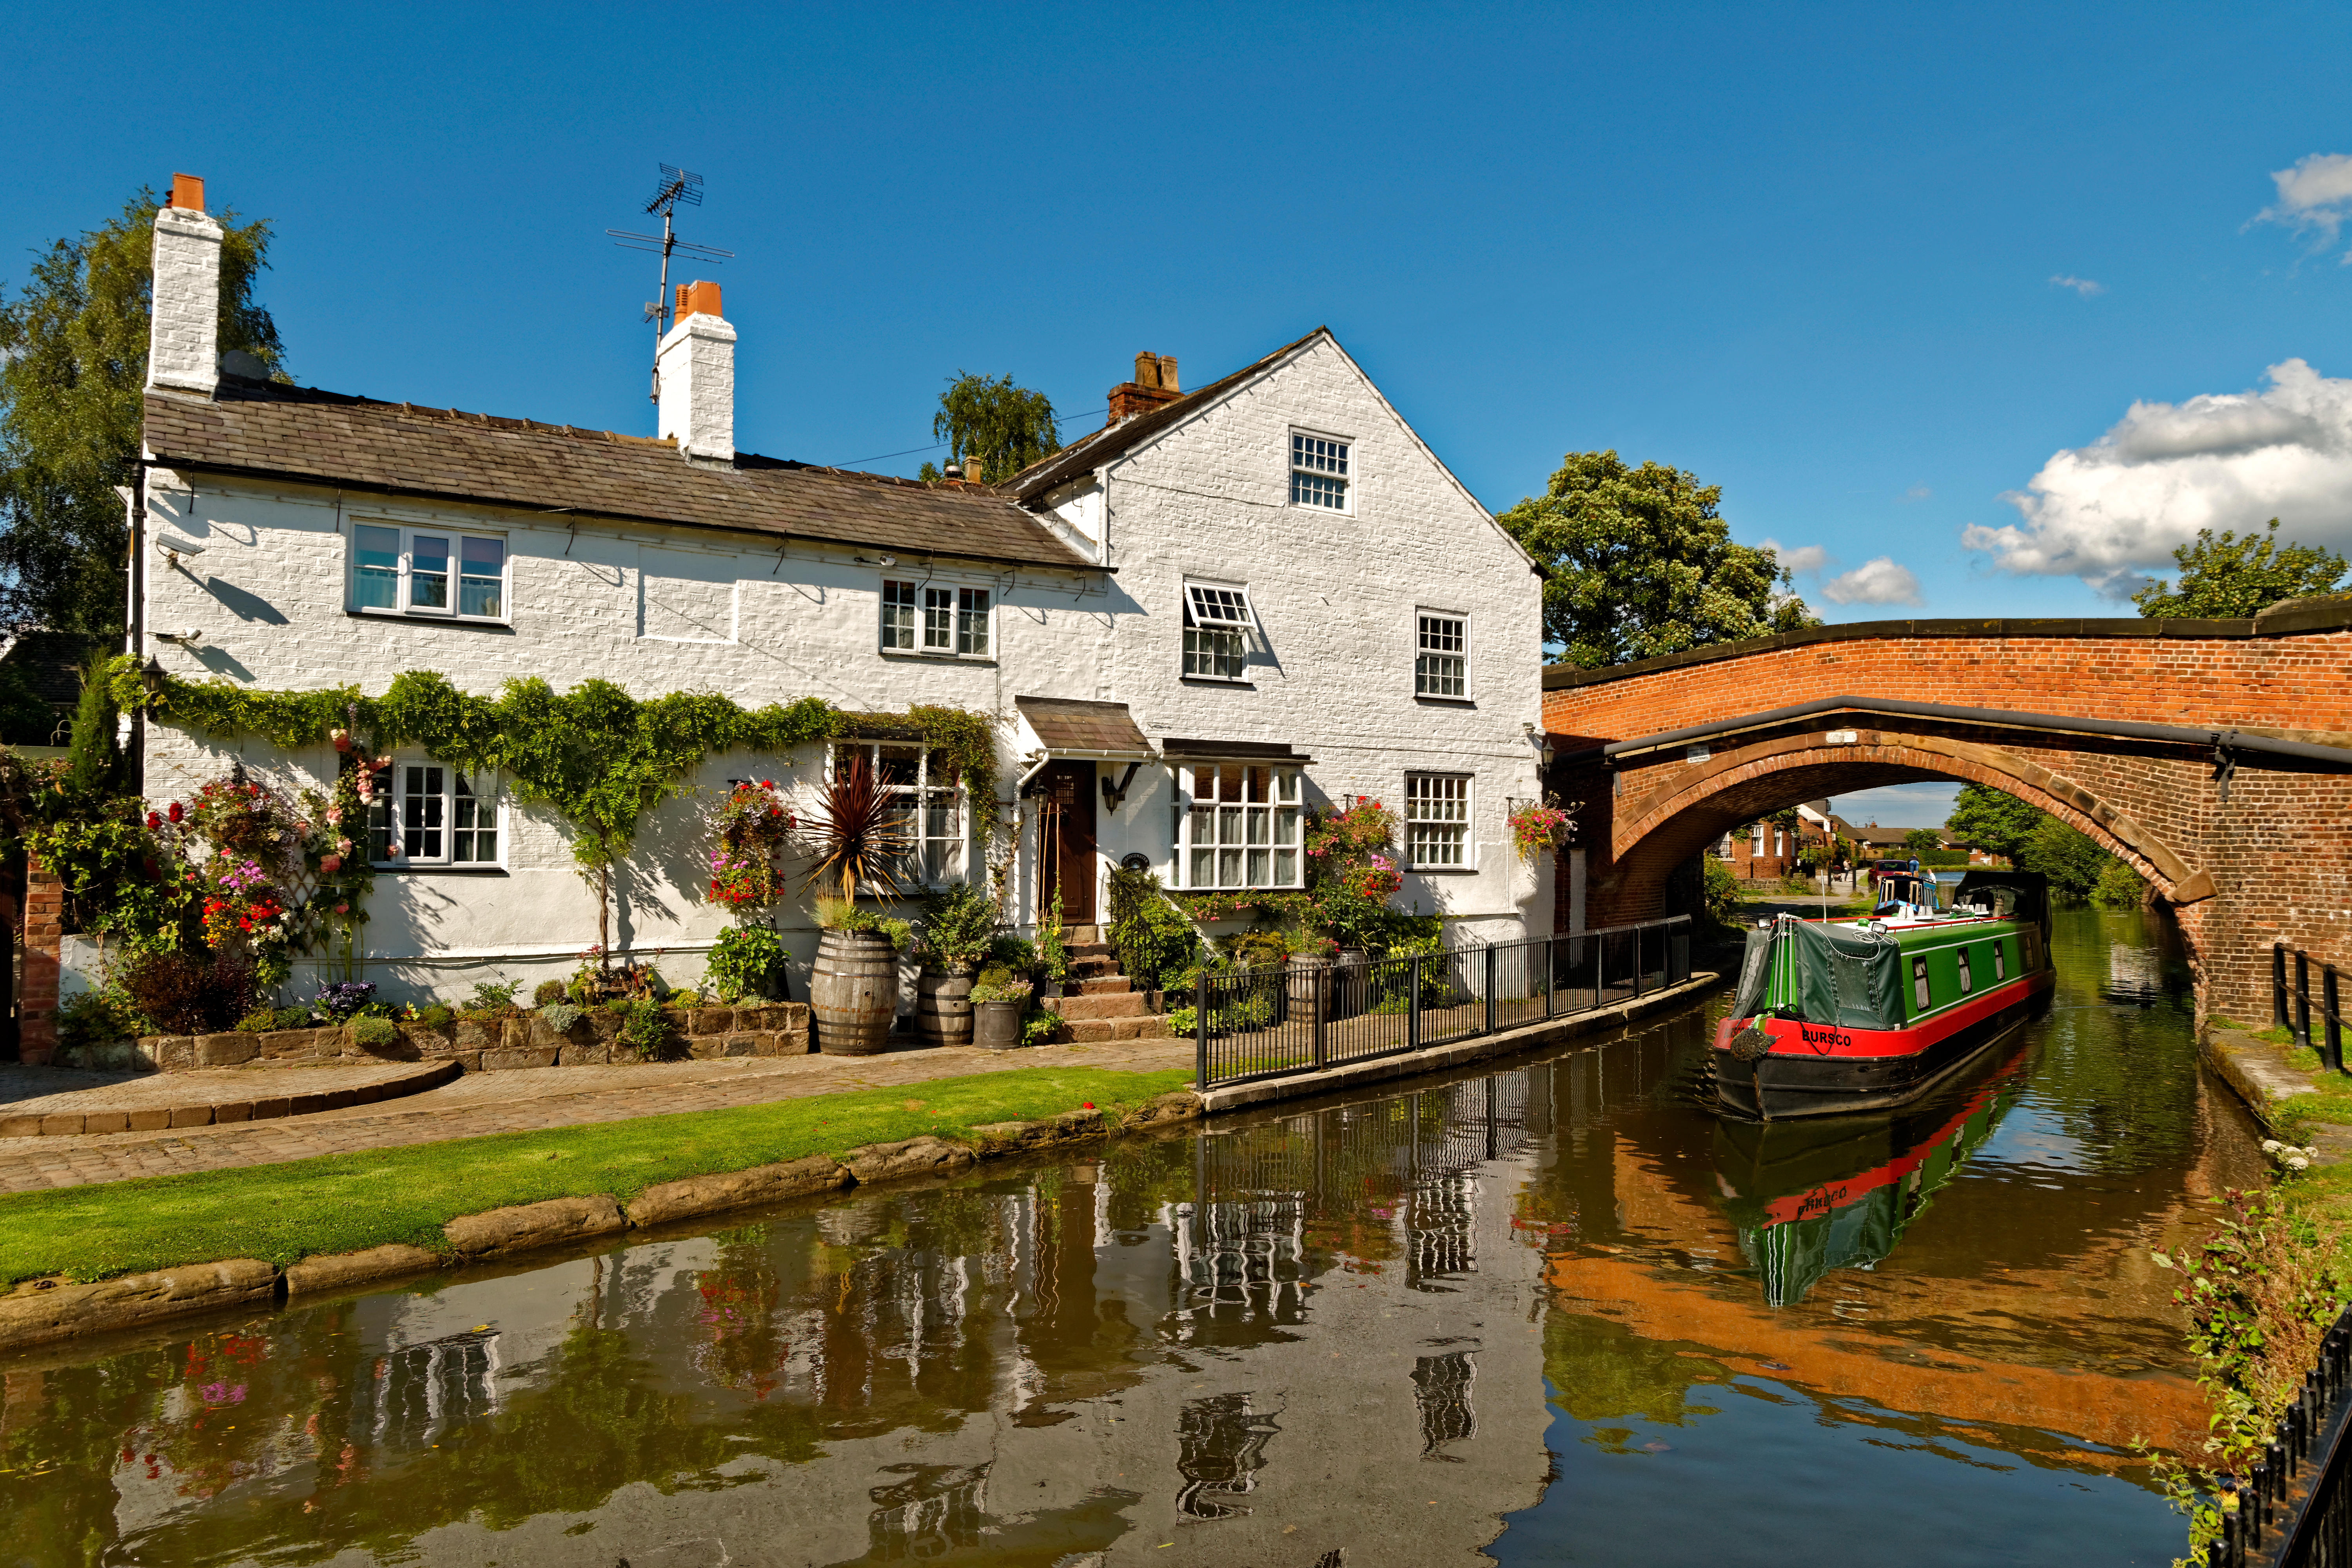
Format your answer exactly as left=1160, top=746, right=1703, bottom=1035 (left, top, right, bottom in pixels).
left=1191, top=915, right=1693, bottom=1090
left=2274, top=944, right=2348, bottom=1075
left=2208, top=1305, right=2352, bottom=1567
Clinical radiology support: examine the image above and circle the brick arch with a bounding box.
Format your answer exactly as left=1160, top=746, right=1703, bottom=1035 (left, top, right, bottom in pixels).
left=1609, top=734, right=2204, bottom=905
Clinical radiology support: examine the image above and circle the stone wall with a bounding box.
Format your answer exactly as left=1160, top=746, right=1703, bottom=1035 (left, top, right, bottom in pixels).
left=60, top=1003, right=810, bottom=1075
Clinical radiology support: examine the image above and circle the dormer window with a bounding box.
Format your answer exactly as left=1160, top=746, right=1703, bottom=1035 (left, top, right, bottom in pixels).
left=1183, top=581, right=1255, bottom=681
left=1290, top=433, right=1349, bottom=510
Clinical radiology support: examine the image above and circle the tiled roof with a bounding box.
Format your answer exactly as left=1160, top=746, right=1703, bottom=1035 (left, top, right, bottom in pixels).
left=143, top=377, right=1100, bottom=572
left=1014, top=697, right=1156, bottom=756
left=1005, top=328, right=1328, bottom=502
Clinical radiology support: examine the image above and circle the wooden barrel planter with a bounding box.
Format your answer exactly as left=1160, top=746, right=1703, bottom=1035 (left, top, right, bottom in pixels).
left=1285, top=956, right=1332, bottom=1024
left=1333, top=947, right=1370, bottom=1020
left=973, top=999, right=1025, bottom=1051
left=809, top=929, right=899, bottom=1056
left=915, top=966, right=976, bottom=1048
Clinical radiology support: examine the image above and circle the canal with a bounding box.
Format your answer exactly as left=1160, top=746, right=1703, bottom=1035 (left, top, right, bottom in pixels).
left=0, top=904, right=2262, bottom=1566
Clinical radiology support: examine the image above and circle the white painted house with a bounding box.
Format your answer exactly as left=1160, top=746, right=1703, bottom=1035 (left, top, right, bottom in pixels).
left=120, top=179, right=1548, bottom=1002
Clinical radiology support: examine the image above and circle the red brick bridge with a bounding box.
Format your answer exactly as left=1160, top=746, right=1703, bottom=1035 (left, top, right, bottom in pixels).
left=1541, top=601, right=2352, bottom=1024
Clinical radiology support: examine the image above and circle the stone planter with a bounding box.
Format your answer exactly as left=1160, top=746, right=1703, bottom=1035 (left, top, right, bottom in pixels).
left=809, top=929, right=899, bottom=1055
left=915, top=965, right=977, bottom=1048
left=973, top=998, right=1025, bottom=1051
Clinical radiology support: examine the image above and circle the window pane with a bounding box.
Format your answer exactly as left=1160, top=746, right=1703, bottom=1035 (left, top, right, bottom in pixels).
left=1189, top=804, right=1213, bottom=845
left=877, top=747, right=920, bottom=787
left=881, top=581, right=915, bottom=650
left=404, top=766, right=444, bottom=858
left=1274, top=847, right=1298, bottom=886
left=1247, top=848, right=1270, bottom=885
left=410, top=536, right=450, bottom=609
left=957, top=588, right=989, bottom=655
left=1246, top=807, right=1269, bottom=846
left=1276, top=769, right=1299, bottom=802
left=1246, top=766, right=1267, bottom=803
left=1191, top=847, right=1213, bottom=887
left=368, top=784, right=394, bottom=861
left=1273, top=807, right=1298, bottom=845
left=354, top=525, right=400, bottom=609
left=1290, top=471, right=1347, bottom=510
left=1218, top=805, right=1243, bottom=846
left=1218, top=766, right=1244, bottom=803
left=1218, top=846, right=1243, bottom=886
left=459, top=537, right=505, bottom=617
left=923, top=587, right=953, bottom=650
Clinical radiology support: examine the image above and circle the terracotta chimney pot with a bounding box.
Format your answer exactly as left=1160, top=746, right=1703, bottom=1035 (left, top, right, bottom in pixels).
left=168, top=173, right=205, bottom=212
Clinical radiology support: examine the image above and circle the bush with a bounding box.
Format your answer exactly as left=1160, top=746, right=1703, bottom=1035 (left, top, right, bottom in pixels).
left=119, top=946, right=255, bottom=1035
left=2092, top=858, right=2149, bottom=909
left=348, top=1015, right=397, bottom=1049
left=1021, top=1009, right=1061, bottom=1046
left=1164, top=1005, right=1197, bottom=1036
left=278, top=1005, right=316, bottom=1029
left=56, top=988, right=146, bottom=1049
left=462, top=978, right=522, bottom=1017
left=533, top=978, right=568, bottom=1006
left=613, top=996, right=680, bottom=1060
left=1108, top=867, right=1201, bottom=993
left=235, top=1006, right=278, bottom=1033
left=975, top=964, right=1013, bottom=992
left=314, top=980, right=376, bottom=1019
left=707, top=923, right=786, bottom=1004
left=409, top=1002, right=454, bottom=1029
left=540, top=1001, right=584, bottom=1034
left=919, top=881, right=999, bottom=969
left=1702, top=857, right=1741, bottom=927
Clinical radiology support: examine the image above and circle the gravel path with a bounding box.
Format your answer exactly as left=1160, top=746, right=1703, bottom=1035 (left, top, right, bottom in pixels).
left=0, top=1036, right=1194, bottom=1196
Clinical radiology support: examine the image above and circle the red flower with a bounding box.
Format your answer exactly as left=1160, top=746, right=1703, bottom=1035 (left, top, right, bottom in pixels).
left=146, top=811, right=162, bottom=829
left=167, top=801, right=184, bottom=823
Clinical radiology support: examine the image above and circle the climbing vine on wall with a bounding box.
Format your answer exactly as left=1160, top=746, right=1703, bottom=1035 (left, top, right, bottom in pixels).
left=109, top=659, right=1004, bottom=930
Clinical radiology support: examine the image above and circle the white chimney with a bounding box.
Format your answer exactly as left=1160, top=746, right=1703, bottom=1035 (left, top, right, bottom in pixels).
left=146, top=174, right=222, bottom=397
left=657, top=279, right=735, bottom=463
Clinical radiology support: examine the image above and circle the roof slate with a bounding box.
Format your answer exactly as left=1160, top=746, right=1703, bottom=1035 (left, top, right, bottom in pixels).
left=1013, top=697, right=1155, bottom=756
left=143, top=377, right=1099, bottom=572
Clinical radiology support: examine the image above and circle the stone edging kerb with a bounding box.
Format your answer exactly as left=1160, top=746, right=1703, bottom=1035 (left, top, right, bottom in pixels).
left=0, top=1093, right=1203, bottom=1352
left=0, top=1060, right=459, bottom=1139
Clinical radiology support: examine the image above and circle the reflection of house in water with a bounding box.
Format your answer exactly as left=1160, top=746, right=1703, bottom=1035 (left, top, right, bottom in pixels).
left=1175, top=1394, right=1281, bottom=1519
left=2104, top=943, right=2167, bottom=1004
left=864, top=1461, right=993, bottom=1560
left=354, top=1328, right=503, bottom=1448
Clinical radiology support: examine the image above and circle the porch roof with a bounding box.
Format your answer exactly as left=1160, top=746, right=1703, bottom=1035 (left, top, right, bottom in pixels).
left=1013, top=697, right=1156, bottom=758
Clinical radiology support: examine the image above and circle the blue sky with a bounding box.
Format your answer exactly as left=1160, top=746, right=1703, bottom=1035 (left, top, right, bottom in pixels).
left=6, top=2, right=2348, bottom=653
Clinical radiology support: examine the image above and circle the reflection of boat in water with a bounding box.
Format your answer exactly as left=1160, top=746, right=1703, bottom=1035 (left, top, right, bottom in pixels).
left=1713, top=1038, right=2032, bottom=1306
left=1712, top=871, right=2055, bottom=1118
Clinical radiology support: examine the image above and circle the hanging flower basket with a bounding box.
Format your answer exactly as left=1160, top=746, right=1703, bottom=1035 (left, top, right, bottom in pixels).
left=1509, top=800, right=1575, bottom=862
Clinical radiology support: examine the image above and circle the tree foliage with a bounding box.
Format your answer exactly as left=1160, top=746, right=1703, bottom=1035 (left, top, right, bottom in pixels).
left=923, top=371, right=1060, bottom=485
left=2132, top=518, right=2348, bottom=619
left=1901, top=827, right=1942, bottom=853
left=0, top=188, right=285, bottom=635
left=1496, top=450, right=1817, bottom=668
left=1944, top=783, right=2043, bottom=863
left=2016, top=817, right=2113, bottom=898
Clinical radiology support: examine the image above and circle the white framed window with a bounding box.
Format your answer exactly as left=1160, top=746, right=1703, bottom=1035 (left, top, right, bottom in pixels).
left=837, top=741, right=962, bottom=887
left=1416, top=612, right=1467, bottom=697
left=1183, top=581, right=1255, bottom=681
left=352, top=523, right=507, bottom=621
left=1405, top=773, right=1470, bottom=869
left=368, top=762, right=501, bottom=867
left=1176, top=764, right=1302, bottom=890
left=882, top=580, right=991, bottom=657
left=1290, top=433, right=1350, bottom=511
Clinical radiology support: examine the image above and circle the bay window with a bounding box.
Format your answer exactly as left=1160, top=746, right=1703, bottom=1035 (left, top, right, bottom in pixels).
left=1176, top=764, right=1302, bottom=890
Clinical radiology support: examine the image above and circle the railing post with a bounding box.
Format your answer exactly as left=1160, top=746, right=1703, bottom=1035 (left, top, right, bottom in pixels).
left=1408, top=955, right=1423, bottom=1053
left=1544, top=936, right=1555, bottom=1020
left=2297, top=951, right=2315, bottom=1051
left=1633, top=924, right=1644, bottom=999
left=1484, top=943, right=1497, bottom=1038
left=1194, top=971, right=1209, bottom=1091
left=2278, top=944, right=2292, bottom=1030
left=1313, top=964, right=1329, bottom=1071
left=2327, top=965, right=2344, bottom=1076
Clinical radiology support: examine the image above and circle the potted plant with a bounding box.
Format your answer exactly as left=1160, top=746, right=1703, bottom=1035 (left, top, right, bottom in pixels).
left=801, top=752, right=911, bottom=1055
left=915, top=880, right=998, bottom=1048
left=969, top=966, right=1033, bottom=1050
left=1035, top=889, right=1070, bottom=998
left=1284, top=931, right=1333, bottom=1018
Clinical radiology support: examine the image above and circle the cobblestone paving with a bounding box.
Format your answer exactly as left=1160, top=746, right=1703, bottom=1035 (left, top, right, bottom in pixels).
left=0, top=1061, right=431, bottom=1118
left=0, top=1036, right=1195, bottom=1196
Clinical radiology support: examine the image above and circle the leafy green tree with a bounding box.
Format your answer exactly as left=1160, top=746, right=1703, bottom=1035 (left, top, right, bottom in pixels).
left=918, top=371, right=1060, bottom=485
left=0, top=188, right=285, bottom=635
left=1945, top=783, right=2043, bottom=863
left=2132, top=518, right=2347, bottom=619
left=2092, top=858, right=2148, bottom=909
left=1497, top=450, right=1818, bottom=668
left=1902, top=827, right=1942, bottom=854
left=2016, top=817, right=2113, bottom=898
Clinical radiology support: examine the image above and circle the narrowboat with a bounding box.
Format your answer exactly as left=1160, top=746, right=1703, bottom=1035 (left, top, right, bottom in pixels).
left=1711, top=871, right=2054, bottom=1120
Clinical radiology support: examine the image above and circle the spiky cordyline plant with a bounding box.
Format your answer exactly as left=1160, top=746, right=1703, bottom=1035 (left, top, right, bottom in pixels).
left=801, top=749, right=911, bottom=906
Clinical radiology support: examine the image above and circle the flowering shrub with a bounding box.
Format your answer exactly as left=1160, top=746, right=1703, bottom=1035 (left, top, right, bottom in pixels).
left=704, top=780, right=795, bottom=913
left=314, top=980, right=376, bottom=1018
left=1508, top=800, right=1575, bottom=861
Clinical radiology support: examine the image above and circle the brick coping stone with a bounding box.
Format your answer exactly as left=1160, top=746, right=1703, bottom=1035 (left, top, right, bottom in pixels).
left=0, top=1060, right=459, bottom=1140
left=0, top=1089, right=1205, bottom=1352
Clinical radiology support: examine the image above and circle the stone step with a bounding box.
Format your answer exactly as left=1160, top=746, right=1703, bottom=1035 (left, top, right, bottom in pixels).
left=1064, top=942, right=1112, bottom=960
left=1061, top=1014, right=1177, bottom=1044
left=1075, top=976, right=1133, bottom=995
left=1043, top=991, right=1152, bottom=1020
left=1069, top=957, right=1120, bottom=979
left=1060, top=925, right=1104, bottom=946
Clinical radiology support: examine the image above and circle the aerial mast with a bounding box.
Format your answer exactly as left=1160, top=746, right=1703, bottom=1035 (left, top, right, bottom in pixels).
left=606, top=164, right=734, bottom=405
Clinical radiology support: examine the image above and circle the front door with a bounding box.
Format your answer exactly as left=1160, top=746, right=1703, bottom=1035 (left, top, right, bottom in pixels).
left=1039, top=761, right=1098, bottom=925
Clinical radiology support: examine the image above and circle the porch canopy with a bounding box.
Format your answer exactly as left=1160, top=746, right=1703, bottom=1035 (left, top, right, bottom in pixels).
left=1012, top=697, right=1159, bottom=762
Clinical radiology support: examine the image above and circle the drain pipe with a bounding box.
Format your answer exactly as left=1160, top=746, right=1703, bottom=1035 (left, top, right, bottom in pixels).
left=1014, top=750, right=1053, bottom=792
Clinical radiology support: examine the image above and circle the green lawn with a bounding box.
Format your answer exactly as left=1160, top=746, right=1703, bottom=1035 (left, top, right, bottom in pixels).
left=0, top=1065, right=1191, bottom=1285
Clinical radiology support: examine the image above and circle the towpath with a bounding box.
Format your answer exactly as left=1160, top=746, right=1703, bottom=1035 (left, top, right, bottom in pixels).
left=0, top=1037, right=1195, bottom=1196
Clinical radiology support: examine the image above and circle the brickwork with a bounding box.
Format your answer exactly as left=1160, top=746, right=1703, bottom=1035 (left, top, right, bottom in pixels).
left=1541, top=613, right=2352, bottom=1025
left=18, top=862, right=63, bottom=1066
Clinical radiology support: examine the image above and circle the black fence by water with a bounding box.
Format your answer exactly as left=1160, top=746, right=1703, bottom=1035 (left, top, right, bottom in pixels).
left=2208, top=1306, right=2352, bottom=1567
left=2275, top=944, right=2348, bottom=1076
left=1190, top=916, right=1693, bottom=1091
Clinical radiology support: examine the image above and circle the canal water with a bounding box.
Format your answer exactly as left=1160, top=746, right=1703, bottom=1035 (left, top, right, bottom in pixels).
left=0, top=906, right=2263, bottom=1567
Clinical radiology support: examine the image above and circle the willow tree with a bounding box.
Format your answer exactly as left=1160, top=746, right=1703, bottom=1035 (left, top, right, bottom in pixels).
left=921, top=371, right=1059, bottom=484
left=0, top=188, right=285, bottom=635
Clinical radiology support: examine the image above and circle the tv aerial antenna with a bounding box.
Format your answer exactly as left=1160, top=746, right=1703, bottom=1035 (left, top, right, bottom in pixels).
left=606, top=164, right=735, bottom=404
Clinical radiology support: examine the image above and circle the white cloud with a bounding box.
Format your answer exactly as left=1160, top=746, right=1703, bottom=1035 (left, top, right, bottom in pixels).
left=2050, top=274, right=2105, bottom=297
left=2255, top=152, right=2352, bottom=255
left=1756, top=537, right=1829, bottom=575
left=1821, top=557, right=1922, bottom=605
left=1901, top=484, right=1931, bottom=503
left=1962, top=358, right=2352, bottom=593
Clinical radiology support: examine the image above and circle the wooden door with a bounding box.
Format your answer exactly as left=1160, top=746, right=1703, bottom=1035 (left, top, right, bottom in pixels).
left=1039, top=761, right=1098, bottom=925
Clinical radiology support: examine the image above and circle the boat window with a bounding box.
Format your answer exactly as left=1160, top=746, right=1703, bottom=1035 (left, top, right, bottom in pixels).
left=1912, top=956, right=1931, bottom=1012
left=1993, top=943, right=2006, bottom=982
left=1957, top=947, right=1974, bottom=995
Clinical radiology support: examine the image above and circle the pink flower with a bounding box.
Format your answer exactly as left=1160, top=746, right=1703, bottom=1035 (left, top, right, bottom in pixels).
left=320, top=855, right=342, bottom=873
left=334, top=903, right=348, bottom=915
left=325, top=806, right=341, bottom=824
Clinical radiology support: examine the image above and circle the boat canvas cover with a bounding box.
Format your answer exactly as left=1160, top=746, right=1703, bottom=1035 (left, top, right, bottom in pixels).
left=1772, top=919, right=1907, bottom=1030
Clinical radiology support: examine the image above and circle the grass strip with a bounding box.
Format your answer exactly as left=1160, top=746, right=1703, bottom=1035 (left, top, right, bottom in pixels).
left=0, top=1065, right=1191, bottom=1285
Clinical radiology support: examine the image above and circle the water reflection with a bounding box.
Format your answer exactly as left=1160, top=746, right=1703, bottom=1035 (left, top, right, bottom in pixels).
left=0, top=906, right=2263, bottom=1566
